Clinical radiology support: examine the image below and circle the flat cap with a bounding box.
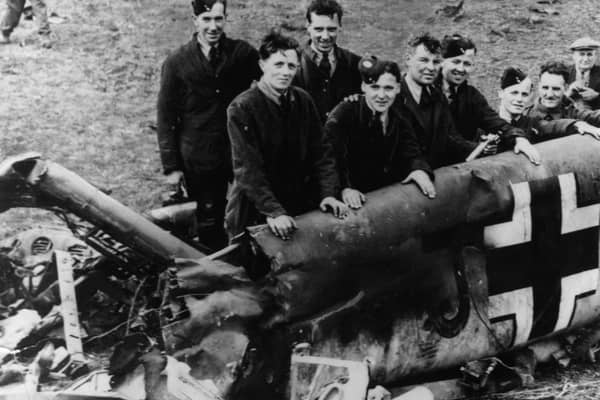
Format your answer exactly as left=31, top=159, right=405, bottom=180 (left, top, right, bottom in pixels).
left=569, top=37, right=600, bottom=51
left=501, top=67, right=528, bottom=89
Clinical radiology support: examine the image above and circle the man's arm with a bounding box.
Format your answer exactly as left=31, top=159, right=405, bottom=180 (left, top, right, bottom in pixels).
left=572, top=107, right=600, bottom=127
left=227, top=102, right=287, bottom=219
left=474, top=88, right=526, bottom=144
left=156, top=57, right=184, bottom=175
left=323, top=102, right=353, bottom=189
left=306, top=99, right=341, bottom=202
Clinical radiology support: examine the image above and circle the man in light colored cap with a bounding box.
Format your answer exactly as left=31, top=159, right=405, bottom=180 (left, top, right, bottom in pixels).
left=566, top=36, right=600, bottom=110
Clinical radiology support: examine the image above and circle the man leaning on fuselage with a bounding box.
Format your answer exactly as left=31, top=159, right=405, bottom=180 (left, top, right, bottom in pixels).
left=437, top=34, right=528, bottom=159
left=497, top=67, right=600, bottom=155
left=527, top=60, right=600, bottom=128
left=397, top=33, right=476, bottom=169
left=226, top=31, right=348, bottom=241
left=325, top=56, right=436, bottom=211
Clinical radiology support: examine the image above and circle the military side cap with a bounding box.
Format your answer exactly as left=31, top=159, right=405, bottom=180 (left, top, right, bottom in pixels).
left=441, top=34, right=476, bottom=59
left=501, top=67, right=527, bottom=89
left=569, top=37, right=600, bottom=51
left=358, top=55, right=401, bottom=84
left=192, top=0, right=225, bottom=14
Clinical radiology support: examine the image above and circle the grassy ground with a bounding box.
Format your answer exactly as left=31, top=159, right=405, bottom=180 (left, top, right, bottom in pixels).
left=2, top=0, right=600, bottom=397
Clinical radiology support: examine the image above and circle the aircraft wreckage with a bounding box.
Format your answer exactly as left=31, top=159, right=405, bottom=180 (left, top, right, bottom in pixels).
left=1, top=133, right=600, bottom=399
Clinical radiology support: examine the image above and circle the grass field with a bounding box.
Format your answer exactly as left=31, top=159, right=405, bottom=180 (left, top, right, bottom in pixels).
left=2, top=0, right=600, bottom=397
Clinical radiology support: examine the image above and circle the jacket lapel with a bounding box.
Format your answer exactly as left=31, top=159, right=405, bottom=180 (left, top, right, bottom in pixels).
left=400, top=77, right=427, bottom=132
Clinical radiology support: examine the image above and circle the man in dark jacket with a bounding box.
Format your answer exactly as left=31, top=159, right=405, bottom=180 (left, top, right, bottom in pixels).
left=528, top=60, right=600, bottom=128
left=226, top=31, right=347, bottom=241
left=437, top=34, right=526, bottom=157
left=293, top=0, right=361, bottom=122
left=398, top=33, right=477, bottom=169
left=497, top=67, right=600, bottom=155
left=566, top=37, right=600, bottom=110
left=156, top=0, right=260, bottom=251
left=325, top=56, right=436, bottom=210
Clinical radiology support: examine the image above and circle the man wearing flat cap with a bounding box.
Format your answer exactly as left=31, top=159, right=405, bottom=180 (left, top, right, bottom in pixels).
left=566, top=36, right=600, bottom=110
left=437, top=34, right=535, bottom=161
left=497, top=67, right=600, bottom=159
left=325, top=56, right=436, bottom=209
left=398, top=33, right=476, bottom=169
left=156, top=0, right=261, bottom=251
left=293, top=0, right=362, bottom=122
left=527, top=61, right=600, bottom=129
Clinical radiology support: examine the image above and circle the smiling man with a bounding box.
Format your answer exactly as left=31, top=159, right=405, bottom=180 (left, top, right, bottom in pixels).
left=527, top=61, right=600, bottom=126
left=293, top=0, right=361, bottom=122
left=156, top=0, right=261, bottom=251
left=226, top=31, right=348, bottom=241
left=398, top=33, right=476, bottom=168
left=566, top=37, right=600, bottom=110
left=325, top=56, right=435, bottom=208
left=437, top=34, right=528, bottom=160
left=497, top=67, right=600, bottom=159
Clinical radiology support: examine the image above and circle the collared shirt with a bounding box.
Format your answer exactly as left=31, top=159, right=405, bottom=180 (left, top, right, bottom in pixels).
left=576, top=68, right=591, bottom=87
left=442, top=79, right=458, bottom=102
left=498, top=107, right=516, bottom=124
left=257, top=79, right=287, bottom=106
left=405, top=74, right=425, bottom=104
left=196, top=36, right=219, bottom=60
left=309, top=42, right=337, bottom=76
left=364, top=99, right=389, bottom=135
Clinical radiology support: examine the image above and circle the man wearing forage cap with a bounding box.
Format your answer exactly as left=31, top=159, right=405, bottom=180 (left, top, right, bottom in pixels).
left=325, top=55, right=436, bottom=210
left=156, top=0, right=261, bottom=251
left=566, top=36, right=600, bottom=110
left=497, top=67, right=600, bottom=161
left=437, top=34, right=532, bottom=160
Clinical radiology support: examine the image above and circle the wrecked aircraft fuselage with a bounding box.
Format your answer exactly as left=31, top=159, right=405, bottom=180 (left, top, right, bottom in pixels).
left=1, top=134, right=600, bottom=399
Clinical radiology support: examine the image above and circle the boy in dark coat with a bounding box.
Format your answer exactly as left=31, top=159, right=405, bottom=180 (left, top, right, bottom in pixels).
left=156, top=0, right=261, bottom=251
left=325, top=56, right=436, bottom=209
left=226, top=31, right=347, bottom=240
left=293, top=0, right=361, bottom=122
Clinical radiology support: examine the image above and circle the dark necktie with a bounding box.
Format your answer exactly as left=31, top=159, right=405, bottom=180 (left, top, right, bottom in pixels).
left=209, top=46, right=219, bottom=69
left=510, top=118, right=518, bottom=127
left=279, top=93, right=291, bottom=115
left=318, top=53, right=331, bottom=78
left=370, top=112, right=383, bottom=133
left=448, top=84, right=457, bottom=103
left=420, top=87, right=432, bottom=106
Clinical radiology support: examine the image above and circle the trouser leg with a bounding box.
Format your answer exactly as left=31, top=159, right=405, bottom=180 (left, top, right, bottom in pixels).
left=0, top=0, right=25, bottom=37
left=30, top=0, right=50, bottom=35
left=186, top=170, right=229, bottom=252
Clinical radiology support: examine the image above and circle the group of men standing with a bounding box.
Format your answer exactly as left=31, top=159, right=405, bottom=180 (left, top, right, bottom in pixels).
left=157, top=0, right=600, bottom=250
